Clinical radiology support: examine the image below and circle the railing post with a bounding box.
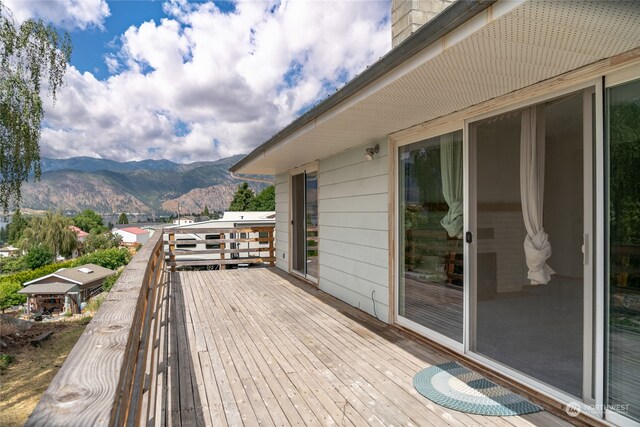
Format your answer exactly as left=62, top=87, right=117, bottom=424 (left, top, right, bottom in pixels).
left=220, top=233, right=226, bottom=270
left=168, top=232, right=176, bottom=273
left=268, top=227, right=275, bottom=267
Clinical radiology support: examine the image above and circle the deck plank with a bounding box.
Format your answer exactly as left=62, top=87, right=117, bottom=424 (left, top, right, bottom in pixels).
left=223, top=273, right=366, bottom=426
left=208, top=271, right=321, bottom=426
left=184, top=273, right=263, bottom=426
left=187, top=273, right=241, bottom=426
left=158, top=268, right=570, bottom=427
left=241, top=269, right=467, bottom=427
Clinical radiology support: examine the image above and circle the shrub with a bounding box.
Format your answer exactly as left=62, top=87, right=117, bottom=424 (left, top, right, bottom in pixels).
left=0, top=259, right=76, bottom=287
left=0, top=354, right=14, bottom=371
left=1, top=256, right=28, bottom=273
left=102, top=269, right=123, bottom=292
left=77, top=248, right=132, bottom=271
left=86, top=295, right=105, bottom=313
left=25, top=245, right=53, bottom=269
left=0, top=281, right=26, bottom=313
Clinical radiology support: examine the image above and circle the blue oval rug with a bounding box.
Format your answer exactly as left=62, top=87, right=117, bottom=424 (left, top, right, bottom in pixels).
left=413, top=362, right=542, bottom=416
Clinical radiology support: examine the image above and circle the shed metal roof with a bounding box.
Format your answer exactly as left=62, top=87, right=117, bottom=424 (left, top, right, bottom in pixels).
left=24, top=263, right=115, bottom=286
left=18, top=282, right=80, bottom=295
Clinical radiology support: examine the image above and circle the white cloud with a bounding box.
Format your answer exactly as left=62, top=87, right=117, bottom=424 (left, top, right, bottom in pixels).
left=4, top=0, right=110, bottom=30
left=40, top=0, right=391, bottom=163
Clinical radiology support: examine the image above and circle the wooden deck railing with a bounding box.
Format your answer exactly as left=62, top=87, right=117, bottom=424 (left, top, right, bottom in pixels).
left=165, top=225, right=275, bottom=271
left=26, top=230, right=167, bottom=427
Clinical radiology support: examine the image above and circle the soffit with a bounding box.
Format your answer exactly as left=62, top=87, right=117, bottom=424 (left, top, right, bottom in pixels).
left=237, top=0, right=640, bottom=175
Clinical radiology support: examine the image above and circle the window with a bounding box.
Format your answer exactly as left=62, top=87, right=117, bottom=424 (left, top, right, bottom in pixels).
left=205, top=234, right=221, bottom=250
left=176, top=238, right=196, bottom=249
left=259, top=231, right=270, bottom=246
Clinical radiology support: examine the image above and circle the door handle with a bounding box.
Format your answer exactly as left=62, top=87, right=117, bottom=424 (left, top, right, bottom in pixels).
left=582, top=233, right=589, bottom=265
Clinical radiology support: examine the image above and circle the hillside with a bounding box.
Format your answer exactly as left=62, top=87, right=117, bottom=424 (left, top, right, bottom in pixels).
left=20, top=155, right=270, bottom=214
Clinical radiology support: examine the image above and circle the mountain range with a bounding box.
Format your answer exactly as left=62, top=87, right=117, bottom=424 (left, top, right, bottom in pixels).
left=20, top=155, right=270, bottom=215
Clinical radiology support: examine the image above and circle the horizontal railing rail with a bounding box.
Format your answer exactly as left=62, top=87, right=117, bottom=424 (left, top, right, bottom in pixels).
left=26, top=229, right=167, bottom=427
left=164, top=225, right=275, bottom=271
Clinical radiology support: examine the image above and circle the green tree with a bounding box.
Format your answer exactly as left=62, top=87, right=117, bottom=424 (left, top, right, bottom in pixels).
left=117, top=212, right=129, bottom=224
left=228, top=182, right=255, bottom=211
left=7, top=208, right=27, bottom=244
left=249, top=186, right=275, bottom=211
left=0, top=281, right=24, bottom=313
left=202, top=205, right=210, bottom=217
left=0, top=225, right=6, bottom=244
left=79, top=248, right=132, bottom=270
left=19, top=212, right=77, bottom=258
left=83, top=231, right=121, bottom=253
left=0, top=4, right=72, bottom=211
left=73, top=209, right=106, bottom=233
left=24, top=245, right=53, bottom=269
left=1, top=256, right=27, bottom=273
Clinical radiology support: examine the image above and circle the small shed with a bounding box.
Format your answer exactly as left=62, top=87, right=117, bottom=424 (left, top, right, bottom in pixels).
left=18, top=282, right=81, bottom=314
left=22, top=264, right=115, bottom=314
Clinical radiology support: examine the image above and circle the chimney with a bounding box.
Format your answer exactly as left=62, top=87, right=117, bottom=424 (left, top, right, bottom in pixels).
left=391, top=0, right=454, bottom=48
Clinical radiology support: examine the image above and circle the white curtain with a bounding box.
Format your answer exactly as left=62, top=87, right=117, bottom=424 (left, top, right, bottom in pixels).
left=440, top=133, right=463, bottom=239
left=520, top=106, right=555, bottom=285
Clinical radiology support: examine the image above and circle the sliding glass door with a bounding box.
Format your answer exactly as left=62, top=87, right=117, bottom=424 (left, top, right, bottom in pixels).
left=398, top=129, right=464, bottom=345
left=470, top=88, right=594, bottom=400
left=607, top=77, right=640, bottom=423
left=291, top=170, right=318, bottom=281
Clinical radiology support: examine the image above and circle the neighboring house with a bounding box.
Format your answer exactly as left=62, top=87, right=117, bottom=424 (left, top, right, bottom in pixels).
left=69, top=225, right=89, bottom=243
left=165, top=212, right=275, bottom=264
left=69, top=225, right=90, bottom=258
left=19, top=263, right=115, bottom=314
left=113, top=227, right=150, bottom=246
left=0, top=245, right=20, bottom=258
left=231, top=1, right=640, bottom=425
left=221, top=211, right=275, bottom=221
left=172, top=216, right=196, bottom=225
left=141, top=225, right=159, bottom=238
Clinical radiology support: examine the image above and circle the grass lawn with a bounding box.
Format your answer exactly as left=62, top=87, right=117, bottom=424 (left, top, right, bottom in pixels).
left=0, top=318, right=90, bottom=427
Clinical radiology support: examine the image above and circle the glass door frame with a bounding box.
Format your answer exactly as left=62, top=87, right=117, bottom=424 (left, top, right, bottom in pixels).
left=394, top=121, right=466, bottom=354
left=604, top=63, right=640, bottom=427
left=463, top=78, right=605, bottom=417
left=289, top=163, right=319, bottom=284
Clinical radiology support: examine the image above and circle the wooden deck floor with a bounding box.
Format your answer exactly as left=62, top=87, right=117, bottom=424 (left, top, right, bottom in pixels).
left=154, top=268, right=571, bottom=427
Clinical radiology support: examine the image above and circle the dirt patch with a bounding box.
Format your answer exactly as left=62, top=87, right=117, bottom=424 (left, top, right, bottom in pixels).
left=0, top=316, right=90, bottom=427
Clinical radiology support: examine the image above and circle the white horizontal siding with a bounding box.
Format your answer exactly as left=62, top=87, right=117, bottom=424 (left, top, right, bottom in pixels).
left=275, top=173, right=289, bottom=272
left=317, top=139, right=390, bottom=322
left=319, top=174, right=388, bottom=199
left=319, top=194, right=388, bottom=213
left=321, top=266, right=389, bottom=322
left=319, top=212, right=388, bottom=231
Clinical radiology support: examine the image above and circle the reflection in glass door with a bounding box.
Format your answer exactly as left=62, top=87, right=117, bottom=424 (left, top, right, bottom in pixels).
left=471, top=89, right=593, bottom=399
left=398, top=130, right=464, bottom=344
left=292, top=170, right=319, bottom=280
left=607, top=77, right=640, bottom=423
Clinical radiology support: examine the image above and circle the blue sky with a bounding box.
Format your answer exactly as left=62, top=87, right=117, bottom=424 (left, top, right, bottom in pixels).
left=7, top=0, right=390, bottom=163
left=69, top=1, right=166, bottom=79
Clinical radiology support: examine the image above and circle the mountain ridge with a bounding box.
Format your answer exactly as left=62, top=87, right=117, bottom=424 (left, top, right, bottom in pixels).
left=21, top=154, right=269, bottom=214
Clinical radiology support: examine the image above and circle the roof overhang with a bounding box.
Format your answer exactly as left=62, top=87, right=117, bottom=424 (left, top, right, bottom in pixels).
left=19, top=283, right=79, bottom=295
left=232, top=0, right=640, bottom=175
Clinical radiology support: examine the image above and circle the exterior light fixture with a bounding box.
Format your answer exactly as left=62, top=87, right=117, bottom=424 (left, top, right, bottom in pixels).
left=364, top=144, right=380, bottom=161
